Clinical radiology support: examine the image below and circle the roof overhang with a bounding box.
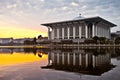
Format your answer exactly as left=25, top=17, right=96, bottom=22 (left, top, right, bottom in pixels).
left=41, top=16, right=117, bottom=27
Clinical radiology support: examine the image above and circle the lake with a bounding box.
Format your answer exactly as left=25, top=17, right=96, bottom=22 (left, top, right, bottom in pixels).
left=0, top=48, right=120, bottom=80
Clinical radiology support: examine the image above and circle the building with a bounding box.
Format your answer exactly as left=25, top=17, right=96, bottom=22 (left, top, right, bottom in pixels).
left=0, top=38, right=13, bottom=44
left=41, top=15, right=116, bottom=42
left=36, top=37, right=48, bottom=43
left=13, top=38, right=33, bottom=44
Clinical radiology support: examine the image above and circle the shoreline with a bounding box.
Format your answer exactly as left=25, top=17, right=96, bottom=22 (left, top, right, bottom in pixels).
left=0, top=44, right=120, bottom=49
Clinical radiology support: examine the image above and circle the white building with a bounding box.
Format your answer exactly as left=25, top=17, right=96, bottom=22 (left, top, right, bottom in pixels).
left=36, top=37, right=48, bottom=43
left=13, top=38, right=33, bottom=44
left=42, top=15, right=116, bottom=42
left=0, top=38, right=13, bottom=44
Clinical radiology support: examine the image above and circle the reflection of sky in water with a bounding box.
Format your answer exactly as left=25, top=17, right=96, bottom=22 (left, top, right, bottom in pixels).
left=0, top=52, right=48, bottom=66
left=0, top=48, right=120, bottom=80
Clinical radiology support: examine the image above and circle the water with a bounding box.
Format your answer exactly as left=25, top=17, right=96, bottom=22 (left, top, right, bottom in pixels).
left=0, top=48, right=120, bottom=80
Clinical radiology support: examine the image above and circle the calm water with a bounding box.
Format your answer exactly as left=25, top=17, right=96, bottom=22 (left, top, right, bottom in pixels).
left=0, top=48, right=120, bottom=80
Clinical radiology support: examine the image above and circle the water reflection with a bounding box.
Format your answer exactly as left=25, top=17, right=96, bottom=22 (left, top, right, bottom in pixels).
left=0, top=48, right=48, bottom=66
left=42, top=48, right=115, bottom=76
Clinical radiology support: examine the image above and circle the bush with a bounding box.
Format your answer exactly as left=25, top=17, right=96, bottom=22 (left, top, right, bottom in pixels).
left=115, top=37, right=120, bottom=44
left=84, top=39, right=95, bottom=44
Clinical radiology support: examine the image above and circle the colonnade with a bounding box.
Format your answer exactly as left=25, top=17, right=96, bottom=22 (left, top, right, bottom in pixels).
left=48, top=22, right=96, bottom=40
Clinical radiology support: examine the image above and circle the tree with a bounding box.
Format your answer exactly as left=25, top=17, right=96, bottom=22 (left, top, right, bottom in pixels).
left=24, top=40, right=32, bottom=45
left=115, top=37, right=120, bottom=44
left=33, top=37, right=37, bottom=44
left=84, top=39, right=95, bottom=44
left=38, top=35, right=42, bottom=39
left=92, top=36, right=99, bottom=44
left=99, top=37, right=106, bottom=44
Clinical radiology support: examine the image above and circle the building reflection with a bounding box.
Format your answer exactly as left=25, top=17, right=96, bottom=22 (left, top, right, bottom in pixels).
left=0, top=48, right=13, bottom=54
left=43, top=49, right=115, bottom=76
left=0, top=48, right=50, bottom=54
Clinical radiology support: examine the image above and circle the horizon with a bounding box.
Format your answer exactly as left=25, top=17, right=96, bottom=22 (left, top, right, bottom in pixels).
left=0, top=0, right=120, bottom=38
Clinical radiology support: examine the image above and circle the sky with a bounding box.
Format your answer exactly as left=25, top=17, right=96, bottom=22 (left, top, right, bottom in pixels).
left=0, top=0, right=120, bottom=38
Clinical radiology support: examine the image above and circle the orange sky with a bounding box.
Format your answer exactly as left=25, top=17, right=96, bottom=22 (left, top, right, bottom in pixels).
left=0, top=0, right=119, bottom=39
left=0, top=24, right=48, bottom=38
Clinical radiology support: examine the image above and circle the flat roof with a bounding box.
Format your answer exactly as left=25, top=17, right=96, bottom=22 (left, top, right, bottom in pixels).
left=41, top=16, right=117, bottom=27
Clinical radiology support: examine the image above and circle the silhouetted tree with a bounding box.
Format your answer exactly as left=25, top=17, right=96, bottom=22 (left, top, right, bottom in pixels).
left=84, top=39, right=95, bottom=44
left=24, top=40, right=32, bottom=45
left=99, top=37, right=106, bottom=44
left=38, top=35, right=42, bottom=39
left=33, top=37, right=37, bottom=44
left=115, top=37, right=120, bottom=44
left=92, top=36, right=99, bottom=44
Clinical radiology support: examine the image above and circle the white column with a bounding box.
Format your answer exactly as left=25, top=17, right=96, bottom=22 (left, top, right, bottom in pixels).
left=79, top=54, right=82, bottom=66
left=62, top=27, right=64, bottom=39
left=67, top=27, right=70, bottom=39
left=57, top=28, right=59, bottom=39
left=96, top=25, right=97, bottom=36
left=57, top=53, right=59, bottom=64
left=51, top=53, right=54, bottom=63
left=92, top=55, right=95, bottom=68
left=52, top=29, right=54, bottom=40
left=67, top=53, right=70, bottom=65
left=86, top=54, right=88, bottom=67
left=108, top=28, right=110, bottom=38
left=73, top=27, right=75, bottom=39
left=62, top=53, right=64, bottom=65
left=73, top=53, right=76, bottom=65
left=48, top=27, right=50, bottom=40
left=92, top=23, right=95, bottom=37
left=79, top=26, right=81, bottom=38
left=85, top=24, right=88, bottom=38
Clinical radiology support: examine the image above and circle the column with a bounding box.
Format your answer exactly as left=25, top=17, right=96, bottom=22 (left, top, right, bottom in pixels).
left=67, top=52, right=70, bottom=65
left=108, top=28, right=110, bottom=38
left=62, top=53, right=64, bottom=65
left=79, top=53, right=82, bottom=66
left=92, top=55, right=95, bottom=68
left=86, top=54, right=88, bottom=67
left=79, top=26, right=81, bottom=38
left=73, top=53, right=76, bottom=65
left=57, top=28, right=59, bottom=39
left=92, top=23, right=95, bottom=37
left=51, top=53, right=54, bottom=63
left=57, top=53, right=59, bottom=64
left=67, top=27, right=70, bottom=39
left=52, top=28, right=54, bottom=40
left=85, top=24, right=88, bottom=38
left=73, top=27, right=75, bottom=39
left=62, top=27, right=64, bottom=39
left=48, top=27, right=50, bottom=40
left=96, top=25, right=97, bottom=36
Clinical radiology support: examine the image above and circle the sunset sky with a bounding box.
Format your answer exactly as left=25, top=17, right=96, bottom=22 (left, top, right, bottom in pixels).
left=0, top=0, right=120, bottom=38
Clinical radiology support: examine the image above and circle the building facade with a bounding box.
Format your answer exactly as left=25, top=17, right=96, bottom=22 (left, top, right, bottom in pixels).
left=0, top=38, right=13, bottom=44
left=13, top=38, right=33, bottom=44
left=42, top=16, right=116, bottom=42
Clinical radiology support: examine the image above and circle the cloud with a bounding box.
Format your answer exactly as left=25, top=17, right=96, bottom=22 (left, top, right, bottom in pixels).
left=6, top=4, right=17, bottom=9
left=70, top=2, right=79, bottom=6
left=0, top=0, right=120, bottom=34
